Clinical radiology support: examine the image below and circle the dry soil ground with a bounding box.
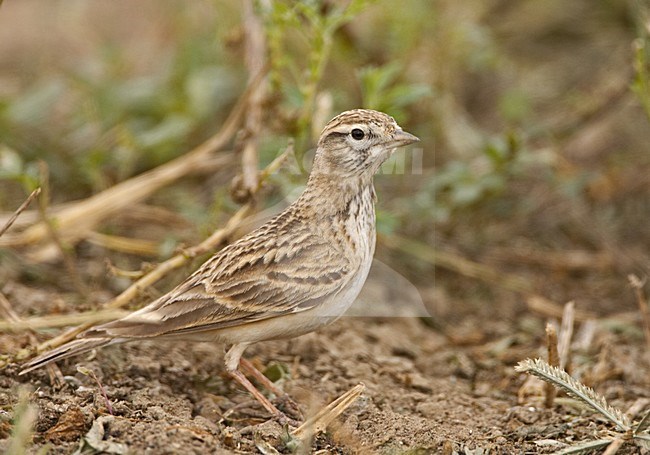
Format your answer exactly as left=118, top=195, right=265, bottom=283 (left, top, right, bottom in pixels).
left=1, top=276, right=649, bottom=454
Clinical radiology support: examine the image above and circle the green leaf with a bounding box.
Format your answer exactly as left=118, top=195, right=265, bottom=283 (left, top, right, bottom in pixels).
left=185, top=66, right=237, bottom=117
left=0, top=146, right=23, bottom=177
left=135, top=114, right=193, bottom=150
left=6, top=80, right=66, bottom=125
left=451, top=183, right=482, bottom=206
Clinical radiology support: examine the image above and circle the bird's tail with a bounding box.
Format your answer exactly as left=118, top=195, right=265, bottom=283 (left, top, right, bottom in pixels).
left=19, top=338, right=119, bottom=375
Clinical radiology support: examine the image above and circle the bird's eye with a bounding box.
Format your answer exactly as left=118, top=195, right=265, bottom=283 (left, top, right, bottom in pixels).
left=350, top=128, right=365, bottom=140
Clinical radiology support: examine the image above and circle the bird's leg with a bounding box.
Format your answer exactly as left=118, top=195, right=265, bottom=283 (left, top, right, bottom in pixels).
left=239, top=357, right=285, bottom=397
left=225, top=343, right=299, bottom=425
left=240, top=357, right=303, bottom=419
left=228, top=369, right=283, bottom=416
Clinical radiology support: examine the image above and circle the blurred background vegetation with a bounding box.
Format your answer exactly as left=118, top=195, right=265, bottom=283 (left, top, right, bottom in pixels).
left=1, top=0, right=649, bottom=325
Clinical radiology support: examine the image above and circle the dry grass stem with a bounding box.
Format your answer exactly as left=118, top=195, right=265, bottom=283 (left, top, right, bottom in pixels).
left=628, top=274, right=650, bottom=348
left=0, top=291, right=22, bottom=324
left=546, top=323, right=560, bottom=367
left=636, top=409, right=650, bottom=434
left=526, top=294, right=595, bottom=322
left=86, top=232, right=160, bottom=256
left=382, top=234, right=597, bottom=322
left=519, top=319, right=567, bottom=406
left=489, top=247, right=614, bottom=271
left=311, top=92, right=334, bottom=139
left=558, top=301, right=575, bottom=369
left=292, top=383, right=365, bottom=440
left=239, top=0, right=268, bottom=197
left=115, top=203, right=193, bottom=228
left=0, top=309, right=130, bottom=333
left=0, top=152, right=230, bottom=232
left=0, top=187, right=41, bottom=238
left=382, top=234, right=534, bottom=294
left=555, top=440, right=615, bottom=454
left=104, top=260, right=147, bottom=279
left=625, top=398, right=650, bottom=422
left=36, top=161, right=90, bottom=299
left=0, top=293, right=64, bottom=382
left=545, top=323, right=559, bottom=408
left=600, top=437, right=625, bottom=455
left=0, top=71, right=266, bottom=258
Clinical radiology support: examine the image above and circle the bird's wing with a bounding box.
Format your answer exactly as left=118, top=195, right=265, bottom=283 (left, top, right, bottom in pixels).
left=86, top=219, right=355, bottom=339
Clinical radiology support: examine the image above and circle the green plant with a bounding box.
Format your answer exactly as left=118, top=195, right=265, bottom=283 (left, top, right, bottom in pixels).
left=0, top=9, right=239, bottom=200
left=393, top=131, right=546, bottom=229
left=633, top=32, right=650, bottom=122
left=358, top=62, right=431, bottom=123
left=5, top=387, right=38, bottom=455
left=264, top=0, right=376, bottom=159
left=632, top=1, right=650, bottom=122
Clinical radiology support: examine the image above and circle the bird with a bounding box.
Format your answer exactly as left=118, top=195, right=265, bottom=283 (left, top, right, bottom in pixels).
left=20, top=109, right=419, bottom=422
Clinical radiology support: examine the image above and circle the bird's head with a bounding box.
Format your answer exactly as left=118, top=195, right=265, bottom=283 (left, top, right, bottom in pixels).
left=312, top=109, right=419, bottom=179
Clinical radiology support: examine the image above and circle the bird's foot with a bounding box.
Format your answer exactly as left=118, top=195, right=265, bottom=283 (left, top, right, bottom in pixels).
left=272, top=393, right=303, bottom=422
left=272, top=410, right=301, bottom=428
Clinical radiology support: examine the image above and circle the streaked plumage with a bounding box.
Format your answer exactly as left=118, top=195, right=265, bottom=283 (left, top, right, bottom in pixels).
left=20, top=109, right=419, bottom=421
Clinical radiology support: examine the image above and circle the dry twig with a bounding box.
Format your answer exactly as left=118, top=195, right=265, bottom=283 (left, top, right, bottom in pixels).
left=86, top=232, right=160, bottom=256
left=600, top=438, right=626, bottom=455
left=0, top=187, right=41, bottom=238
left=238, top=0, right=268, bottom=198
left=488, top=247, right=614, bottom=272
left=0, top=292, right=65, bottom=381
left=558, top=301, right=575, bottom=370
left=0, top=291, right=23, bottom=324
left=0, top=153, right=229, bottom=232
left=36, top=161, right=90, bottom=298
left=0, top=309, right=129, bottom=333
left=545, top=323, right=559, bottom=408
left=383, top=234, right=599, bottom=321
left=526, top=294, right=595, bottom=322
left=381, top=234, right=533, bottom=294
left=292, top=383, right=365, bottom=440
left=625, top=398, right=650, bottom=422
left=628, top=274, right=650, bottom=349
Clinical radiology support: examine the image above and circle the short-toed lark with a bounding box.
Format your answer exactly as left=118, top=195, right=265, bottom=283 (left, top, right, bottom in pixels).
left=21, top=109, right=419, bottom=421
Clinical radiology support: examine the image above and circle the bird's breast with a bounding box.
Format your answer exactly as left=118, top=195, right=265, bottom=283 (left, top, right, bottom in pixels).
left=319, top=185, right=376, bottom=318
left=343, top=185, right=377, bottom=259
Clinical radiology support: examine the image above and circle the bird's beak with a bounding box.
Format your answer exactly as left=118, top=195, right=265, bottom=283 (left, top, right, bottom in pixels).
left=388, top=129, right=420, bottom=148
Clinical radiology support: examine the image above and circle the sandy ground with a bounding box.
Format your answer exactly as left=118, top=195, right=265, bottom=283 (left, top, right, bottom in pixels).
left=1, top=278, right=649, bottom=454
